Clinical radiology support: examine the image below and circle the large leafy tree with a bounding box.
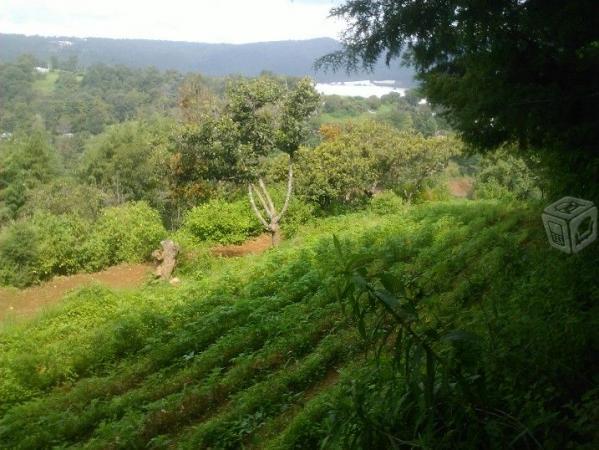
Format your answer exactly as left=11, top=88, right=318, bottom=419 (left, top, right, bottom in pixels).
left=0, top=129, right=61, bottom=222
left=79, top=120, right=171, bottom=209
left=171, top=76, right=320, bottom=244
left=317, top=0, right=599, bottom=197
left=295, top=121, right=461, bottom=207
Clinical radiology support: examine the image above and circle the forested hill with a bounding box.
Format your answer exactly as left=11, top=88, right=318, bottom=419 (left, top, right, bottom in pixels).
left=0, top=33, right=414, bottom=83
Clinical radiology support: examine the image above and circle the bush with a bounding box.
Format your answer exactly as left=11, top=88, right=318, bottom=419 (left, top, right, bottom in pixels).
left=0, top=214, right=89, bottom=286
left=281, top=198, right=315, bottom=238
left=182, top=199, right=262, bottom=245
left=0, top=222, right=40, bottom=287
left=473, top=148, right=540, bottom=200
left=31, top=213, right=90, bottom=278
left=21, top=179, right=108, bottom=221
left=369, top=191, right=406, bottom=215
left=0, top=203, right=166, bottom=287
left=295, top=122, right=462, bottom=208
left=84, top=202, right=167, bottom=271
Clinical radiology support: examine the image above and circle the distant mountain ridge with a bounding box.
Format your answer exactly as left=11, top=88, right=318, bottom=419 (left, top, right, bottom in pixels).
left=0, top=33, right=414, bottom=84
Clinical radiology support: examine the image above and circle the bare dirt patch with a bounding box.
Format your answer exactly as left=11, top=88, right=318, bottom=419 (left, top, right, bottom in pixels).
left=211, top=233, right=272, bottom=258
left=0, top=263, right=152, bottom=322
left=448, top=177, right=473, bottom=198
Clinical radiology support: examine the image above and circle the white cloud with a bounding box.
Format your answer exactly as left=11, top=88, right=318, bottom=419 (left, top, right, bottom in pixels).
left=0, top=0, right=345, bottom=43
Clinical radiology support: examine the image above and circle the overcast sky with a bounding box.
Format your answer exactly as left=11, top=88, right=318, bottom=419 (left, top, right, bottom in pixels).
left=0, top=0, right=345, bottom=44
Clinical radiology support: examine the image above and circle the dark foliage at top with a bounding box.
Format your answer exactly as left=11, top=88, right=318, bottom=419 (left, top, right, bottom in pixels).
left=317, top=0, right=599, bottom=197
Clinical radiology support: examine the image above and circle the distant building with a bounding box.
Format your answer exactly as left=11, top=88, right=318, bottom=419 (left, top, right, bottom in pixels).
left=0, top=132, right=13, bottom=140
left=35, top=66, right=50, bottom=74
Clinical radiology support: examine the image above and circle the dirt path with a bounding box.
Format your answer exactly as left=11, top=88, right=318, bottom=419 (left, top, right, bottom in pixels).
left=448, top=177, right=473, bottom=198
left=211, top=233, right=272, bottom=257
left=0, top=263, right=153, bottom=322
left=0, top=235, right=273, bottom=323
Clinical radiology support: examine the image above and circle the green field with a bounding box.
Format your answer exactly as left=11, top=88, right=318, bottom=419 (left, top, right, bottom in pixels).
left=0, top=200, right=596, bottom=449
left=32, top=71, right=60, bottom=94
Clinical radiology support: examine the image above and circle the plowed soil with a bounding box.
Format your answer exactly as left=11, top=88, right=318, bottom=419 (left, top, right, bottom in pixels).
left=211, top=233, right=272, bottom=257
left=1, top=234, right=274, bottom=323
left=448, top=177, right=473, bottom=198
left=0, top=263, right=153, bottom=322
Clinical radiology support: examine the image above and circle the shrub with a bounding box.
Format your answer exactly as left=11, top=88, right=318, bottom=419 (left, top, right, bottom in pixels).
left=182, top=199, right=262, bottom=245
left=473, top=148, right=540, bottom=200
left=368, top=191, right=406, bottom=215
left=31, top=213, right=90, bottom=278
left=21, top=179, right=108, bottom=221
left=0, top=214, right=91, bottom=286
left=0, top=203, right=166, bottom=288
left=167, top=228, right=215, bottom=277
left=0, top=222, right=40, bottom=287
left=83, top=202, right=166, bottom=271
left=295, top=122, right=462, bottom=208
left=280, top=198, right=315, bottom=238
left=418, top=178, right=453, bottom=202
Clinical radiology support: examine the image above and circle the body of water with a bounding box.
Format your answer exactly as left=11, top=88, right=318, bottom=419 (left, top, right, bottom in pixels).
left=315, top=80, right=408, bottom=97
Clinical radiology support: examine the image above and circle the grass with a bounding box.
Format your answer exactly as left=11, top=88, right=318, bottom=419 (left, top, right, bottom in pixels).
left=32, top=71, right=60, bottom=94
left=0, top=200, right=596, bottom=448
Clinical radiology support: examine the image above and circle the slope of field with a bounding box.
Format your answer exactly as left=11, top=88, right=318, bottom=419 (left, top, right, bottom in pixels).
left=0, top=235, right=273, bottom=324
left=0, top=263, right=152, bottom=323
left=31, top=70, right=59, bottom=94
left=0, top=201, right=596, bottom=448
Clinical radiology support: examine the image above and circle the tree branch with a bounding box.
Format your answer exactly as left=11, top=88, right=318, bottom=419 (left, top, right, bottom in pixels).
left=274, top=160, right=293, bottom=223
left=251, top=182, right=273, bottom=219
left=248, top=184, right=269, bottom=228
left=259, top=178, right=276, bottom=217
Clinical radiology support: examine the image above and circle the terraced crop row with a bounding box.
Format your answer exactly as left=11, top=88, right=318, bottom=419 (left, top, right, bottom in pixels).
left=1, top=201, right=596, bottom=449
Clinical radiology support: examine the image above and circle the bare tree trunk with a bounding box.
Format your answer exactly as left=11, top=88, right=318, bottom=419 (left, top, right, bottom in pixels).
left=270, top=223, right=282, bottom=246
left=152, top=240, right=180, bottom=281
left=248, top=156, right=293, bottom=247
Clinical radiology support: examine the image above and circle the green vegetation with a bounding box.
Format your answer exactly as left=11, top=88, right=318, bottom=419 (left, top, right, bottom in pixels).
left=1, top=8, right=596, bottom=446
left=1, top=56, right=184, bottom=135
left=83, top=202, right=167, bottom=271
left=317, top=92, right=448, bottom=136
left=0, top=201, right=596, bottom=448
left=181, top=199, right=262, bottom=245
left=0, top=202, right=165, bottom=287
left=319, top=1, right=598, bottom=198
left=0, top=65, right=457, bottom=288
left=473, top=148, right=541, bottom=201
left=78, top=119, right=173, bottom=215
left=295, top=121, right=461, bottom=208
left=31, top=70, right=58, bottom=94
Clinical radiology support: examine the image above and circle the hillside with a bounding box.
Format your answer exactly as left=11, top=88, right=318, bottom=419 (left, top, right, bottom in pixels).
left=0, top=200, right=596, bottom=449
left=0, top=34, right=415, bottom=84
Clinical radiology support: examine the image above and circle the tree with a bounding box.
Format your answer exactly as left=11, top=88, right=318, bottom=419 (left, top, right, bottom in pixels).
left=0, top=129, right=61, bottom=221
left=473, top=147, right=541, bottom=201
left=20, top=178, right=108, bottom=221
left=0, top=57, right=37, bottom=132
left=79, top=120, right=170, bottom=210
left=171, top=76, right=320, bottom=245
left=236, top=77, right=320, bottom=244
left=295, top=121, right=461, bottom=207
left=178, top=74, right=222, bottom=123
left=317, top=1, right=599, bottom=197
